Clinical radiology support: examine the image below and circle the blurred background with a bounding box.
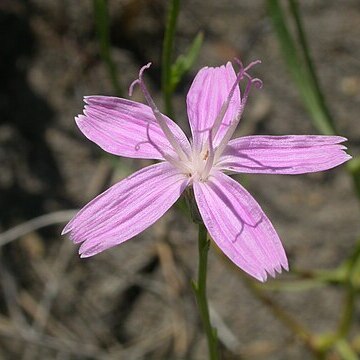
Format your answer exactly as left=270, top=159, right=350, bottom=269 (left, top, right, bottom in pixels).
left=0, top=0, right=359, bottom=359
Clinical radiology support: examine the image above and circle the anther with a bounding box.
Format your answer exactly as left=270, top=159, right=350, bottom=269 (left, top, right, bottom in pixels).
left=203, top=150, right=209, bottom=161
left=202, top=129, right=215, bottom=179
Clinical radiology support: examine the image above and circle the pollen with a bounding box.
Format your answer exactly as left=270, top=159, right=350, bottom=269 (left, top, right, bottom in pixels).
left=203, top=149, right=209, bottom=161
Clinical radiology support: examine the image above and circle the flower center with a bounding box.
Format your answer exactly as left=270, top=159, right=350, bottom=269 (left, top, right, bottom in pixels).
left=129, top=60, right=262, bottom=184
left=183, top=145, right=215, bottom=183
left=187, top=59, right=263, bottom=183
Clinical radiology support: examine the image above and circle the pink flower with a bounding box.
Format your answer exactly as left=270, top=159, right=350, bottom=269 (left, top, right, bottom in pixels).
left=62, top=61, right=351, bottom=282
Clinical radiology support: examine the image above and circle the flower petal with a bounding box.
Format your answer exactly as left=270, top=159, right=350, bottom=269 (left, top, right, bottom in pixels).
left=76, top=96, right=191, bottom=160
left=218, top=135, right=351, bottom=174
left=193, top=171, right=288, bottom=281
left=186, top=62, right=240, bottom=150
left=63, top=162, right=189, bottom=257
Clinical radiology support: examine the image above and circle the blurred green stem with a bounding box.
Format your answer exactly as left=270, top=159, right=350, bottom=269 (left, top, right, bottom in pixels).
left=288, top=0, right=336, bottom=132
left=269, top=0, right=360, bottom=201
left=161, top=0, right=180, bottom=118
left=267, top=0, right=335, bottom=135
left=192, top=224, right=219, bottom=360
left=335, top=340, right=359, bottom=360
left=347, top=159, right=360, bottom=202
left=334, top=241, right=360, bottom=342
left=93, top=0, right=123, bottom=96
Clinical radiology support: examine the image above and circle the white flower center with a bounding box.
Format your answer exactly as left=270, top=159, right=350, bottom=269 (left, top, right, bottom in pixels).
left=130, top=60, right=262, bottom=184
left=178, top=145, right=215, bottom=183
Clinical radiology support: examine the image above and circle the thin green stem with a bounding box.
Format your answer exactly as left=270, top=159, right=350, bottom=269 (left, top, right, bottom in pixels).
left=288, top=0, right=336, bottom=133
left=192, top=223, right=219, bottom=360
left=337, top=287, right=356, bottom=340
left=267, top=0, right=335, bottom=135
left=347, top=159, right=360, bottom=202
left=335, top=339, right=359, bottom=360
left=161, top=0, right=180, bottom=118
left=315, top=242, right=360, bottom=353
left=93, top=0, right=122, bottom=96
left=270, top=0, right=360, bottom=200
left=335, top=241, right=360, bottom=340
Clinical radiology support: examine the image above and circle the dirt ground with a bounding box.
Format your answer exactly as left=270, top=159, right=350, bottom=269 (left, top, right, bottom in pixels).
left=1, top=0, right=360, bottom=359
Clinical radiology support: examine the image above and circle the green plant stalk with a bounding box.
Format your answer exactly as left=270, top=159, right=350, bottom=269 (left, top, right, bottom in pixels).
left=288, top=0, right=336, bottom=133
left=267, top=0, right=335, bottom=135
left=93, top=0, right=122, bottom=96
left=334, top=241, right=360, bottom=342
left=161, top=0, right=180, bottom=118
left=337, top=287, right=356, bottom=340
left=192, top=223, right=219, bottom=360
left=347, top=160, right=360, bottom=202
left=269, top=0, right=360, bottom=200
left=169, top=31, right=204, bottom=93
left=335, top=339, right=359, bottom=360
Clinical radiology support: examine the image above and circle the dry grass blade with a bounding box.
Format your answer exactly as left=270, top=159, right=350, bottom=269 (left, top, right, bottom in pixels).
left=0, top=211, right=77, bottom=247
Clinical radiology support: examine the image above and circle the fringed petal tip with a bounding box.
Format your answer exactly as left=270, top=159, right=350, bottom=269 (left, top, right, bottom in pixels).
left=61, top=222, right=85, bottom=245
left=333, top=136, right=348, bottom=143
left=256, top=260, right=289, bottom=283
left=83, top=95, right=103, bottom=103
left=61, top=223, right=72, bottom=236
left=79, top=252, right=90, bottom=259
left=78, top=241, right=104, bottom=258
left=74, top=114, right=83, bottom=127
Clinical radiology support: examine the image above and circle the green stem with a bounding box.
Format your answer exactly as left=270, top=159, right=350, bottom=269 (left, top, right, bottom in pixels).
left=270, top=0, right=360, bottom=200
left=93, top=0, right=123, bottom=96
left=161, top=0, right=180, bottom=118
left=335, top=241, right=360, bottom=340
left=288, top=0, right=336, bottom=134
left=337, top=287, right=356, bottom=340
left=347, top=160, right=360, bottom=202
left=192, top=223, right=219, bottom=359
left=335, top=339, right=359, bottom=360
left=316, top=242, right=360, bottom=352
left=267, top=0, right=334, bottom=135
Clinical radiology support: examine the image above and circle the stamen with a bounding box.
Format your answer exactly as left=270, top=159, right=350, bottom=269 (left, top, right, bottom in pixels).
left=252, top=78, right=263, bottom=89
left=144, top=122, right=191, bottom=173
left=244, top=73, right=263, bottom=89
left=208, top=59, right=262, bottom=152
left=129, top=79, right=139, bottom=97
left=214, top=61, right=263, bottom=161
left=130, top=63, right=189, bottom=163
left=210, top=63, right=245, bottom=140
left=240, top=76, right=254, bottom=105
left=203, top=150, right=209, bottom=161
left=243, top=59, right=262, bottom=72
left=202, top=129, right=215, bottom=180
